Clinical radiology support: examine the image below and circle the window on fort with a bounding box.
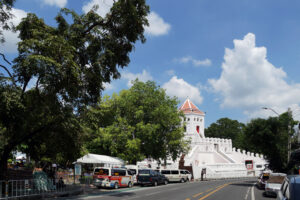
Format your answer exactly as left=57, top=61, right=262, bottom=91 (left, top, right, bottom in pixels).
left=184, top=126, right=186, bottom=132
left=197, top=118, right=199, bottom=121
left=188, top=118, right=190, bottom=121
left=184, top=117, right=186, bottom=121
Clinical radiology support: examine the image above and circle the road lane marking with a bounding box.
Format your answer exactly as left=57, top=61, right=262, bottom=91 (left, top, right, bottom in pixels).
left=192, top=182, right=229, bottom=198
left=244, top=186, right=251, bottom=200
left=192, top=192, right=203, bottom=198
left=145, top=191, right=162, bottom=196
left=251, top=184, right=255, bottom=200
left=205, top=188, right=213, bottom=192
left=198, top=183, right=230, bottom=200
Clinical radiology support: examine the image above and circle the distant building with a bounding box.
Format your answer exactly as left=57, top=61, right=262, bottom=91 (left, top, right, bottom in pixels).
left=138, top=98, right=268, bottom=179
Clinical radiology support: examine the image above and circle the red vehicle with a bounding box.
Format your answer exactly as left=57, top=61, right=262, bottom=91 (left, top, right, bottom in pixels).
left=93, top=167, right=134, bottom=189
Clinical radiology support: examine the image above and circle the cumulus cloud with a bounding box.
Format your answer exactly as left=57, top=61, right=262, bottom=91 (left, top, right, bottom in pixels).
left=82, top=0, right=113, bottom=18
left=209, top=33, right=300, bottom=119
left=122, top=70, right=153, bottom=87
left=163, top=76, right=203, bottom=105
left=0, top=8, right=27, bottom=54
left=175, top=56, right=212, bottom=67
left=82, top=0, right=170, bottom=36
left=103, top=82, right=114, bottom=91
left=144, top=12, right=171, bottom=36
left=42, top=0, right=67, bottom=8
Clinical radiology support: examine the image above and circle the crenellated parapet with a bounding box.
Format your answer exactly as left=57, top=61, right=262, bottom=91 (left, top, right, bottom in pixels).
left=231, top=148, right=265, bottom=159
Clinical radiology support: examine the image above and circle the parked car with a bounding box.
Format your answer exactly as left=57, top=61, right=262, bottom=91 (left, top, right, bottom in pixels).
left=137, top=169, right=168, bottom=186
left=277, top=175, right=300, bottom=200
left=264, top=173, right=286, bottom=197
left=257, top=172, right=270, bottom=189
left=160, top=169, right=187, bottom=183
left=93, top=167, right=134, bottom=189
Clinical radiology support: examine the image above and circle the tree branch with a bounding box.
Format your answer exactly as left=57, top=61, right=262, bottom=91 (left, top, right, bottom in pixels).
left=0, top=64, right=16, bottom=86
left=0, top=53, right=12, bottom=65
left=83, top=21, right=105, bottom=35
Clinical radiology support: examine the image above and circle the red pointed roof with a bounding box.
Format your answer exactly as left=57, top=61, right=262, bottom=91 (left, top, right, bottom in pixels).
left=179, top=99, right=205, bottom=115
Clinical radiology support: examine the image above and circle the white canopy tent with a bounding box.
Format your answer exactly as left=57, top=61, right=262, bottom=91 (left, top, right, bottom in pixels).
left=75, top=153, right=124, bottom=167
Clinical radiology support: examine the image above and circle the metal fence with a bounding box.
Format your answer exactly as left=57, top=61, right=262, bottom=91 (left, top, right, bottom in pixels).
left=0, top=178, right=94, bottom=199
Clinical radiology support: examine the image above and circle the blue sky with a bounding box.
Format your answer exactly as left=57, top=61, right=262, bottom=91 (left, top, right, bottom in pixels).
left=2, top=0, right=300, bottom=127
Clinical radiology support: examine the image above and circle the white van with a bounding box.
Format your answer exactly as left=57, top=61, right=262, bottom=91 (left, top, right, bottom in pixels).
left=160, top=169, right=188, bottom=183
left=125, top=165, right=139, bottom=184
left=93, top=167, right=134, bottom=189
left=180, top=169, right=192, bottom=181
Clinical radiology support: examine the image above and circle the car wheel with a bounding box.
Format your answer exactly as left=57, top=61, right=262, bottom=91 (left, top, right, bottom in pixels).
left=128, top=182, right=132, bottom=188
left=164, top=180, right=168, bottom=185
left=180, top=178, right=184, bottom=183
left=97, top=186, right=101, bottom=189
left=153, top=181, right=158, bottom=186
left=114, top=183, right=119, bottom=189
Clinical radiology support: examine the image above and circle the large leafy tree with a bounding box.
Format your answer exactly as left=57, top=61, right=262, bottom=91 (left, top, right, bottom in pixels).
left=205, top=118, right=245, bottom=149
left=0, top=0, right=15, bottom=43
left=84, top=80, right=189, bottom=164
left=243, top=113, right=296, bottom=172
left=0, top=0, right=149, bottom=180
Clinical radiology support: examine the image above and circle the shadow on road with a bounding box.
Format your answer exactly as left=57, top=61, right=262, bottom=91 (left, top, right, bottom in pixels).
left=108, top=192, right=136, bottom=197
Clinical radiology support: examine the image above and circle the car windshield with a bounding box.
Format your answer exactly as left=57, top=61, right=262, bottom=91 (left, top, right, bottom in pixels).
left=129, top=169, right=137, bottom=175
left=139, top=170, right=151, bottom=175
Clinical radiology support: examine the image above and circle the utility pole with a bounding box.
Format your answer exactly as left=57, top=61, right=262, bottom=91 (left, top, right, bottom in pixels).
left=287, top=108, right=292, bottom=163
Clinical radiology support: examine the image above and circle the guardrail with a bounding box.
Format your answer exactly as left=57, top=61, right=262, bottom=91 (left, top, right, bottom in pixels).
left=0, top=178, right=93, bottom=199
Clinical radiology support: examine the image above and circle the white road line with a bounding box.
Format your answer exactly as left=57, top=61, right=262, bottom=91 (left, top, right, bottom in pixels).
left=251, top=184, right=255, bottom=200
left=145, top=191, right=162, bottom=196
left=244, top=186, right=251, bottom=200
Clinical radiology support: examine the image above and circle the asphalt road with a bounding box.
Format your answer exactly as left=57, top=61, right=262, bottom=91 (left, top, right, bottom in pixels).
left=61, top=178, right=273, bottom=200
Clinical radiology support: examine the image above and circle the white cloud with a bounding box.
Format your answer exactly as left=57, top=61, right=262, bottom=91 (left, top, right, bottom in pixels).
left=82, top=0, right=113, bottom=18
left=82, top=1, right=170, bottom=36
left=144, top=12, right=171, bottom=36
left=166, top=69, right=175, bottom=76
left=209, top=33, right=300, bottom=119
left=175, top=56, right=212, bottom=67
left=42, top=0, right=67, bottom=8
left=122, top=70, right=153, bottom=87
left=103, top=82, right=114, bottom=90
left=162, top=76, right=203, bottom=105
left=0, top=8, right=27, bottom=54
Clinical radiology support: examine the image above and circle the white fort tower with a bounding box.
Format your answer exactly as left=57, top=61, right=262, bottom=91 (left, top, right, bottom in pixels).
left=138, top=98, right=268, bottom=179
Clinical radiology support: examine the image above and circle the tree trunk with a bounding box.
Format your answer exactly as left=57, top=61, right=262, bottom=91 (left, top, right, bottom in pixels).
left=0, top=150, right=10, bottom=181
left=0, top=150, right=9, bottom=197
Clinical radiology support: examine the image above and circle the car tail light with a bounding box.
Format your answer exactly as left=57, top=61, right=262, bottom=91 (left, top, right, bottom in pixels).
left=149, top=177, right=152, bottom=182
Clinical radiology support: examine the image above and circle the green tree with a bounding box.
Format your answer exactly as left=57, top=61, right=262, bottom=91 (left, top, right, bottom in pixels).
left=0, top=0, right=149, bottom=180
left=205, top=118, right=245, bottom=149
left=0, top=0, right=15, bottom=43
left=243, top=113, right=296, bottom=172
left=84, top=80, right=189, bottom=164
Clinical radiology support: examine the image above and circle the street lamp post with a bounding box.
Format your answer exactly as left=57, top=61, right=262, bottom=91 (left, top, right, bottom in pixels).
left=262, top=107, right=292, bottom=163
